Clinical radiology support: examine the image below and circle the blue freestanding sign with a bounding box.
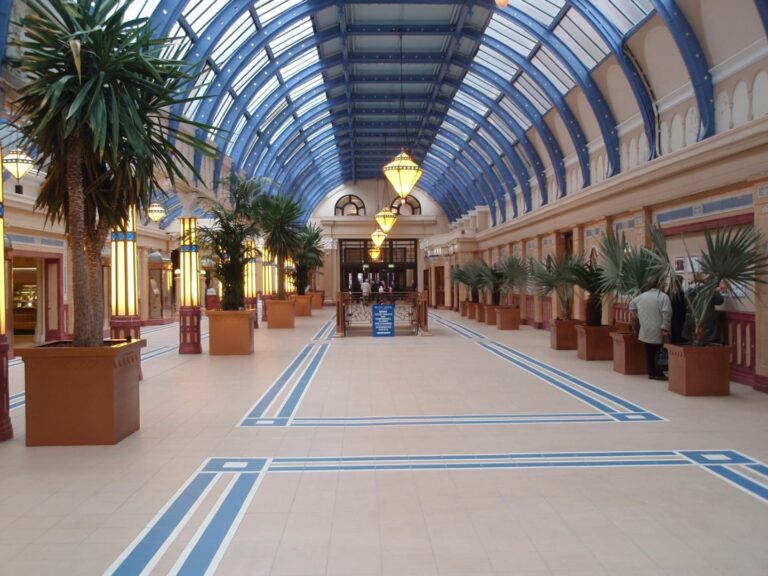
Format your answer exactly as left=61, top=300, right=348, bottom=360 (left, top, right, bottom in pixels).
left=372, top=304, right=395, bottom=337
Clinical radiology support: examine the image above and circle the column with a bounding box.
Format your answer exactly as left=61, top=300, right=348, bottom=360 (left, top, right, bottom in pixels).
left=110, top=208, right=141, bottom=340
left=243, top=239, right=258, bottom=328
left=0, top=162, right=12, bottom=441
left=179, top=217, right=202, bottom=354
left=754, top=181, right=768, bottom=392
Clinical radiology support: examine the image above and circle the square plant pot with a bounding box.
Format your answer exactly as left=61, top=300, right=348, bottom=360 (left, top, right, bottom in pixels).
left=550, top=319, right=583, bottom=350
left=294, top=294, right=313, bottom=317
left=18, top=340, right=145, bottom=446
left=665, top=343, right=732, bottom=396
left=206, top=309, right=255, bottom=355
left=267, top=299, right=295, bottom=329
left=575, top=324, right=614, bottom=361
left=611, top=331, right=647, bottom=375
left=495, top=306, right=520, bottom=330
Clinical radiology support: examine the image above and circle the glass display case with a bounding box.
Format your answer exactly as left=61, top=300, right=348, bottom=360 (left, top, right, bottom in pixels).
left=13, top=284, right=38, bottom=332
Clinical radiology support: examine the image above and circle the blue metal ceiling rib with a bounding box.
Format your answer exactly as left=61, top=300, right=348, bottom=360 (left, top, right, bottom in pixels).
left=650, top=0, right=714, bottom=141
left=477, top=32, right=591, bottom=190
left=497, top=8, right=620, bottom=178
left=337, top=1, right=356, bottom=182
left=756, top=0, right=768, bottom=35
left=569, top=0, right=658, bottom=162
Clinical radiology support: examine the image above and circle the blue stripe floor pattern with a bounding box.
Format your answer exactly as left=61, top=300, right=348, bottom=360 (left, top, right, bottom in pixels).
left=106, top=449, right=768, bottom=575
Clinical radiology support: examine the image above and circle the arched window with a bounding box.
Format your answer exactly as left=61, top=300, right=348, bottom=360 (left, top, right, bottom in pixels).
left=334, top=194, right=366, bottom=216
left=390, top=195, right=421, bottom=215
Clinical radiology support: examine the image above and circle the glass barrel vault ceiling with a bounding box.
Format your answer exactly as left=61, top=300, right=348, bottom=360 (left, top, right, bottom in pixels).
left=122, top=0, right=674, bottom=223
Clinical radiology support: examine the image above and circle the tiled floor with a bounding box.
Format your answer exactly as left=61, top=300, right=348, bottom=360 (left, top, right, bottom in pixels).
left=1, top=309, right=767, bottom=575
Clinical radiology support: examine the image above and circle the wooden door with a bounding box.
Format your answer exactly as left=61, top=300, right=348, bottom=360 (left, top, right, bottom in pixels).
left=434, top=266, right=445, bottom=308
left=44, top=258, right=64, bottom=341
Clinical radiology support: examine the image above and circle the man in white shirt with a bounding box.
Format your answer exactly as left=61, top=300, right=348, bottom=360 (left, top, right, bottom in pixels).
left=629, top=278, right=672, bottom=380
left=361, top=278, right=372, bottom=305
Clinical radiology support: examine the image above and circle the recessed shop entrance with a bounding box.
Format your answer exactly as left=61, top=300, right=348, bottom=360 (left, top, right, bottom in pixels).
left=11, top=254, right=64, bottom=345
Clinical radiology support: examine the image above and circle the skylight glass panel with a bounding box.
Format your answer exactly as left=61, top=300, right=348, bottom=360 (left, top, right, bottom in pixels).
left=184, top=0, right=223, bottom=35
left=307, top=124, right=333, bottom=143
left=507, top=0, right=565, bottom=27
left=232, top=50, right=269, bottom=93
left=479, top=129, right=503, bottom=154
left=164, top=22, right=192, bottom=58
left=184, top=65, right=216, bottom=119
left=310, top=133, right=335, bottom=151
left=471, top=140, right=494, bottom=164
left=259, top=99, right=288, bottom=132
left=212, top=93, right=235, bottom=127
left=211, top=12, right=255, bottom=67
left=447, top=109, right=478, bottom=131
left=554, top=10, right=609, bottom=68
left=289, top=74, right=323, bottom=101
left=454, top=91, right=488, bottom=116
left=463, top=72, right=501, bottom=100
left=270, top=115, right=295, bottom=142
left=488, top=113, right=518, bottom=143
left=122, top=0, right=161, bottom=22
left=485, top=15, right=537, bottom=57
left=226, top=115, right=249, bottom=155
left=295, top=93, right=326, bottom=117
left=514, top=73, right=552, bottom=114
left=442, top=121, right=468, bottom=141
left=270, top=18, right=313, bottom=59
left=498, top=97, right=532, bottom=130
left=246, top=76, right=279, bottom=115
left=435, top=134, right=460, bottom=152
left=531, top=47, right=574, bottom=94
left=589, top=0, right=654, bottom=34
left=474, top=45, right=518, bottom=82
left=254, top=0, right=303, bottom=26
left=281, top=50, right=319, bottom=82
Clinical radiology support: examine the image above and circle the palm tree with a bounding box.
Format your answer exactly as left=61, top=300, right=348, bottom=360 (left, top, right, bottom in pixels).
left=569, top=256, right=606, bottom=326
left=497, top=256, right=528, bottom=298
left=258, top=194, right=303, bottom=300
left=196, top=178, right=264, bottom=310
left=528, top=254, right=580, bottom=320
left=11, top=0, right=215, bottom=346
left=476, top=261, right=504, bottom=305
left=450, top=261, right=485, bottom=303
left=289, top=224, right=324, bottom=296
left=598, top=231, right=656, bottom=301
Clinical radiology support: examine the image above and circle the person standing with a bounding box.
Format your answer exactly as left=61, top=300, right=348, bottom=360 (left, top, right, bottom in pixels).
left=629, top=278, right=672, bottom=380
left=361, top=278, right=372, bottom=305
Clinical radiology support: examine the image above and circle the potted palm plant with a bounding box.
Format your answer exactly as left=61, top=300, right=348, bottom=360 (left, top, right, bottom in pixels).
left=11, top=0, right=215, bottom=445
left=659, top=226, right=768, bottom=396
left=571, top=256, right=613, bottom=361
left=196, top=178, right=263, bottom=355
left=450, top=266, right=470, bottom=316
left=495, top=256, right=527, bottom=330
left=457, top=261, right=485, bottom=320
left=477, top=261, right=503, bottom=325
left=529, top=254, right=583, bottom=350
left=288, top=223, right=324, bottom=316
left=599, top=232, right=655, bottom=374
left=258, top=194, right=302, bottom=328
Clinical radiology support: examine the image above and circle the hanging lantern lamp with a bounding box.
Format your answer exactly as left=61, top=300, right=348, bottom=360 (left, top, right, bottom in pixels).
left=383, top=150, right=423, bottom=200
left=374, top=208, right=397, bottom=233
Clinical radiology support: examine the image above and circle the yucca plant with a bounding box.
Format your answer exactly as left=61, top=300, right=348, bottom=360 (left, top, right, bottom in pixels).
left=196, top=178, right=264, bottom=310
left=10, top=0, right=216, bottom=346
left=528, top=254, right=579, bottom=320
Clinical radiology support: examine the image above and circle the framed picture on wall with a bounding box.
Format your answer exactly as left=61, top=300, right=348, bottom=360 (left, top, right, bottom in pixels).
left=674, top=257, right=686, bottom=272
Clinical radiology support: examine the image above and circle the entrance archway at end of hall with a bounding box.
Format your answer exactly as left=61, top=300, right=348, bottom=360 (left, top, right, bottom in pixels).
left=339, top=239, right=418, bottom=294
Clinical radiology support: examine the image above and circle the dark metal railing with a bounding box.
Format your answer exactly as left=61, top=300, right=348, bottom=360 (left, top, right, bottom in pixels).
left=336, top=291, right=429, bottom=336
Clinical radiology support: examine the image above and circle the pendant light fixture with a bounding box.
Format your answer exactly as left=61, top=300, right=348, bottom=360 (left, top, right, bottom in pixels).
left=383, top=31, right=422, bottom=199
left=371, top=228, right=387, bottom=248
left=374, top=208, right=397, bottom=234
left=495, top=0, right=509, bottom=8
left=368, top=247, right=381, bottom=261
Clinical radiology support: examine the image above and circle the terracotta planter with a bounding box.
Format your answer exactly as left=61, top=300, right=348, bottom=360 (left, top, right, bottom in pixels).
left=18, top=339, right=145, bottom=446
left=466, top=302, right=477, bottom=319
left=575, top=324, right=614, bottom=361
left=550, top=319, right=583, bottom=350
left=267, top=299, right=295, bottom=329
left=308, top=291, right=324, bottom=309
left=294, top=294, right=313, bottom=317
left=206, top=309, right=255, bottom=355
left=476, top=303, right=486, bottom=323
left=496, top=306, right=520, bottom=330
left=485, top=305, right=497, bottom=325
left=459, top=301, right=468, bottom=316
left=665, top=343, right=732, bottom=396
left=611, top=331, right=647, bottom=375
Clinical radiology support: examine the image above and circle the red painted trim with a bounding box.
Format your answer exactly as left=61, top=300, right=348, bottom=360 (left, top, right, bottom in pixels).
left=662, top=213, right=753, bottom=237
